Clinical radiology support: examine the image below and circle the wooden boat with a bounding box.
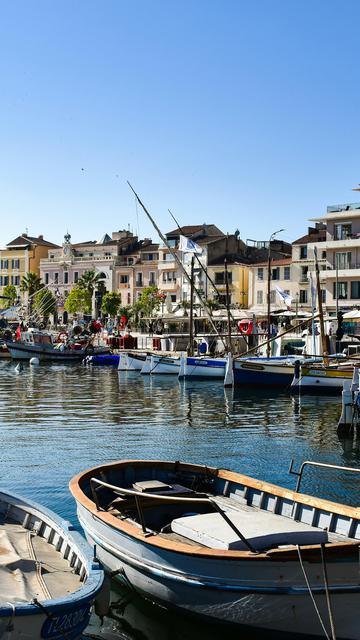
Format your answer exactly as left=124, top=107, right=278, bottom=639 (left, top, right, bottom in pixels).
left=6, top=328, right=109, bottom=362
left=84, top=353, right=120, bottom=367
left=233, top=356, right=300, bottom=387
left=291, top=361, right=353, bottom=394
left=0, top=488, right=104, bottom=639
left=70, top=459, right=360, bottom=637
left=140, top=354, right=181, bottom=375
left=179, top=355, right=227, bottom=379
left=118, top=351, right=147, bottom=371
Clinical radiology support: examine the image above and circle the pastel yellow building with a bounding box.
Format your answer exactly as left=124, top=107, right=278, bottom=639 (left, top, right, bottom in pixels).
left=207, top=262, right=249, bottom=308
left=0, top=233, right=59, bottom=297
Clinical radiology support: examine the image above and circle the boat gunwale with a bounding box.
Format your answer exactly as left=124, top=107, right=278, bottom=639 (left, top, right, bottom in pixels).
left=69, top=459, right=360, bottom=561
left=0, top=489, right=103, bottom=616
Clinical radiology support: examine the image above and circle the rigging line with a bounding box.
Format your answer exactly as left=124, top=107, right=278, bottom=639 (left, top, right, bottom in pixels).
left=127, top=182, right=227, bottom=349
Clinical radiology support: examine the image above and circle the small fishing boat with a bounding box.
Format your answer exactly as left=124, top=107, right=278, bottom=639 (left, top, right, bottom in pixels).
left=233, top=356, right=299, bottom=387
left=291, top=361, right=353, bottom=394
left=118, top=351, right=147, bottom=371
left=70, top=458, right=360, bottom=637
left=140, top=354, right=181, bottom=375
left=0, top=488, right=104, bottom=639
left=84, top=353, right=120, bottom=367
left=6, top=328, right=109, bottom=362
left=179, top=355, right=227, bottom=379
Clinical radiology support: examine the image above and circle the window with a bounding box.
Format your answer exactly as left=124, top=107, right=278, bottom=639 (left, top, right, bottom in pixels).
left=170, top=294, right=177, bottom=302
left=165, top=253, right=173, bottom=262
left=3, top=276, right=8, bottom=286
left=214, top=272, right=232, bottom=285
left=128, top=257, right=134, bottom=265
left=54, top=273, right=59, bottom=284
left=322, top=251, right=326, bottom=259
left=11, top=259, right=20, bottom=269
left=44, top=273, right=49, bottom=284
left=299, top=290, right=308, bottom=304
left=2, top=259, right=8, bottom=269
left=321, top=289, right=326, bottom=303
left=257, top=268, right=264, bottom=281
left=270, top=290, right=276, bottom=304
left=64, top=272, right=69, bottom=284
left=163, top=271, right=176, bottom=282
left=0, top=277, right=2, bottom=285
left=351, top=282, right=360, bottom=299
left=120, top=274, right=129, bottom=284
left=136, top=272, right=143, bottom=287
left=271, top=267, right=280, bottom=280
left=333, top=282, right=348, bottom=300
left=300, top=246, right=307, bottom=259
left=284, top=266, right=290, bottom=280
left=301, top=266, right=308, bottom=282
left=127, top=292, right=131, bottom=304
left=257, top=290, right=263, bottom=304
left=335, top=252, right=351, bottom=269
left=149, top=272, right=156, bottom=285
left=74, top=272, right=79, bottom=283
left=334, top=223, right=352, bottom=240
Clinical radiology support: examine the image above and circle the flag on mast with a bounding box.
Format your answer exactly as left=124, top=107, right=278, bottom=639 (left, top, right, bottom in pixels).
left=178, top=235, right=203, bottom=254
left=275, top=286, right=292, bottom=309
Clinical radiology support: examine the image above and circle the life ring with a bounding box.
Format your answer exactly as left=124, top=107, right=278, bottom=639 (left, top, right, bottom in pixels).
left=238, top=319, right=254, bottom=335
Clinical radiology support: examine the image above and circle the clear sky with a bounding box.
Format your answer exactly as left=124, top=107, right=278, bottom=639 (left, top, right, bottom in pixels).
left=0, top=0, right=359, bottom=248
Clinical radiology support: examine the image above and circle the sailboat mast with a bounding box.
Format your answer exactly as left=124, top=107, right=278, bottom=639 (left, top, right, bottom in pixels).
left=127, top=182, right=226, bottom=349
left=224, top=259, right=232, bottom=353
left=314, top=246, right=328, bottom=357
left=189, top=256, right=195, bottom=356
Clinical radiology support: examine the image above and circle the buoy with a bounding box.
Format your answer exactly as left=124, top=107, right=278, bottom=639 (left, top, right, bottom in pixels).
left=238, top=319, right=254, bottom=335
left=30, top=357, right=40, bottom=366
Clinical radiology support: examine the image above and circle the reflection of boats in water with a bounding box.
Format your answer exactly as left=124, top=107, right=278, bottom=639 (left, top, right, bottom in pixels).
left=71, top=459, right=360, bottom=638
left=6, top=328, right=108, bottom=362
left=0, top=488, right=104, bottom=639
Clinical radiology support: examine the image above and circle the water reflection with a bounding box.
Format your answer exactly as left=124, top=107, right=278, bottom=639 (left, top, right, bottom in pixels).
left=1, top=361, right=360, bottom=638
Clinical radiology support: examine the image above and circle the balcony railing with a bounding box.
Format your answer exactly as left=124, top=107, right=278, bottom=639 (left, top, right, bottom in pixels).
left=329, top=262, right=360, bottom=270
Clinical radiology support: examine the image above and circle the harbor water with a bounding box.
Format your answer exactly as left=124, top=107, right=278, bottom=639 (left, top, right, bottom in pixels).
left=1, top=360, right=360, bottom=639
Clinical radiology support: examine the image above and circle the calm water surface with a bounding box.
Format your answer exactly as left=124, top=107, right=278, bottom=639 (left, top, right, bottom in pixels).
left=0, top=360, right=359, bottom=639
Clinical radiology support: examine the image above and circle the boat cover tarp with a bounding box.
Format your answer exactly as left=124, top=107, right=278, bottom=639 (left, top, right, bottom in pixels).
left=0, top=528, right=49, bottom=602
left=171, top=509, right=328, bottom=550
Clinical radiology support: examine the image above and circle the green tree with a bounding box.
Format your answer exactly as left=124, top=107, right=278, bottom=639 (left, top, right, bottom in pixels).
left=33, top=288, right=57, bottom=323
left=1, top=284, right=17, bottom=308
left=77, top=270, right=105, bottom=297
left=20, top=272, right=42, bottom=297
left=132, top=286, right=162, bottom=328
left=101, top=291, right=122, bottom=317
left=64, top=287, right=92, bottom=315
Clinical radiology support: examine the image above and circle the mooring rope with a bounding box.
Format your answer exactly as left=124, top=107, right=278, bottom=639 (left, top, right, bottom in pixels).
left=320, top=544, right=337, bottom=640
left=297, top=545, right=331, bottom=640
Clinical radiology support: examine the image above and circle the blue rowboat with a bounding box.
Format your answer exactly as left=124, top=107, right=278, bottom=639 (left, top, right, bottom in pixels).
left=84, top=354, right=120, bottom=367
left=0, top=489, right=104, bottom=639
left=233, top=357, right=296, bottom=387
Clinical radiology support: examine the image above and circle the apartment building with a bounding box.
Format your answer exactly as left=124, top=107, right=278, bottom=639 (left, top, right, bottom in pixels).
left=0, top=233, right=59, bottom=297
left=309, top=202, right=360, bottom=310
left=248, top=257, right=293, bottom=314
left=114, top=240, right=159, bottom=306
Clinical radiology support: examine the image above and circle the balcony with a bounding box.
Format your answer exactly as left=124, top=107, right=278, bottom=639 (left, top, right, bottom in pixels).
left=325, top=262, right=360, bottom=278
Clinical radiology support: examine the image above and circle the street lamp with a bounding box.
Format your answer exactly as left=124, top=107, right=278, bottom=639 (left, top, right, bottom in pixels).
left=266, top=228, right=285, bottom=358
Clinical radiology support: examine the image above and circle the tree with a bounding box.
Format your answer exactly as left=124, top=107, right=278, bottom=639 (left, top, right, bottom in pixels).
left=33, top=288, right=57, bottom=323
left=101, top=292, right=122, bottom=317
left=132, top=286, right=162, bottom=329
left=64, top=287, right=92, bottom=315
left=20, top=272, right=42, bottom=297
left=77, top=270, right=105, bottom=297
left=0, top=284, right=17, bottom=308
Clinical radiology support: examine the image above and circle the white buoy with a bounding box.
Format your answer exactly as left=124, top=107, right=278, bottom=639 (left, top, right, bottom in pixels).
left=30, top=357, right=40, bottom=366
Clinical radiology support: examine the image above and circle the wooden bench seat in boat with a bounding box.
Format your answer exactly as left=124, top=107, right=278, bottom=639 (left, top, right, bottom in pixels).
left=171, top=509, right=328, bottom=551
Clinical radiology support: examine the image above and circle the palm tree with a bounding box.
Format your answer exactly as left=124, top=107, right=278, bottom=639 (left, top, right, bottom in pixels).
left=20, top=272, right=43, bottom=315
left=77, top=270, right=105, bottom=297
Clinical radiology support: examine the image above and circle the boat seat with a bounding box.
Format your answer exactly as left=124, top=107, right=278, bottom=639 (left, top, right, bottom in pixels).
left=171, top=509, right=328, bottom=551
left=107, top=482, right=195, bottom=512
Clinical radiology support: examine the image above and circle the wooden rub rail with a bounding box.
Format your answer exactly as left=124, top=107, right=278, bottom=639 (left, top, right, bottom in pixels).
left=89, top=477, right=258, bottom=553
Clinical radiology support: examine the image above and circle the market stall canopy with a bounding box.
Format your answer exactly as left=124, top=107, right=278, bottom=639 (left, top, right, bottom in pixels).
left=343, top=310, right=360, bottom=319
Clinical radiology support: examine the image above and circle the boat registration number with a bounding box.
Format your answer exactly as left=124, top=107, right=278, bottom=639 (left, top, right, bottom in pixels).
left=41, top=604, right=91, bottom=639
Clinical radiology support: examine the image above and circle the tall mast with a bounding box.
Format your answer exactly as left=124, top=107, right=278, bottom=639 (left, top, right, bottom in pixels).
left=224, top=258, right=232, bottom=353
left=189, top=256, right=195, bottom=356
left=127, top=182, right=226, bottom=349
left=314, top=246, right=328, bottom=358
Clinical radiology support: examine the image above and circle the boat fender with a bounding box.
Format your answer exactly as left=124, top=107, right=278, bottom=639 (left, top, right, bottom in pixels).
left=30, top=357, right=40, bottom=366
left=238, top=319, right=254, bottom=335
left=293, top=360, right=300, bottom=381
left=94, top=575, right=111, bottom=619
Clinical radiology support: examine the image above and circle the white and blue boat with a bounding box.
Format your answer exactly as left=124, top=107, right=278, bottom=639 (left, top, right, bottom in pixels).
left=233, top=356, right=299, bottom=387
left=179, top=355, right=227, bottom=379
left=0, top=489, right=104, bottom=639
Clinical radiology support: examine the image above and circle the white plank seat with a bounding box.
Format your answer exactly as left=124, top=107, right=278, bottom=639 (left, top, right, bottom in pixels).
left=171, top=508, right=328, bottom=551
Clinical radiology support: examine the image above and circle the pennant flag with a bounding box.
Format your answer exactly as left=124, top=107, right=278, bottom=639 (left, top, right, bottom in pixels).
left=178, top=235, right=203, bottom=254
left=275, top=286, right=292, bottom=309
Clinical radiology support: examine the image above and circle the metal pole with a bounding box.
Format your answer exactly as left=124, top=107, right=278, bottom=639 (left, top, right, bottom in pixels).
left=224, top=259, right=232, bottom=352
left=189, top=256, right=195, bottom=356
left=314, top=246, right=329, bottom=359
left=266, top=244, right=272, bottom=358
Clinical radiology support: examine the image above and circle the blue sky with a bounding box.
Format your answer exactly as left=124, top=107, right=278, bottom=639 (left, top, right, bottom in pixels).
left=0, top=1, right=359, bottom=247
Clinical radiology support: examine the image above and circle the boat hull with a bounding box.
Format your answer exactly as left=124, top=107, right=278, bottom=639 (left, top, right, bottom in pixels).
left=6, top=341, right=108, bottom=362
left=291, top=367, right=353, bottom=394
left=118, top=352, right=147, bottom=371
left=141, top=355, right=180, bottom=375
left=76, top=502, right=360, bottom=637
left=183, top=357, right=227, bottom=379
left=233, top=360, right=294, bottom=386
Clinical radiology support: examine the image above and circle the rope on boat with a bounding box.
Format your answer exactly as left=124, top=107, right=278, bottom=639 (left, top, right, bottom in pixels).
left=296, top=546, right=331, bottom=640
left=320, top=544, right=337, bottom=640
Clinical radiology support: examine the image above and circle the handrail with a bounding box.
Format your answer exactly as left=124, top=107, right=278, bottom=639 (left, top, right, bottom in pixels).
left=89, top=477, right=257, bottom=553
left=289, top=459, right=360, bottom=494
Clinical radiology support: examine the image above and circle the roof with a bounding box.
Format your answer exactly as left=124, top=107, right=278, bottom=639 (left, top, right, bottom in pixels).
left=292, top=229, right=326, bottom=245
left=252, top=257, right=292, bottom=267
left=166, top=224, right=224, bottom=238
left=140, top=243, right=159, bottom=252
left=6, top=234, right=59, bottom=248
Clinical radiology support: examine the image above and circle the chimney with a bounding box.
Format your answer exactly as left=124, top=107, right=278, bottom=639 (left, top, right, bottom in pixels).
left=38, top=235, right=44, bottom=240
left=22, top=232, right=28, bottom=237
